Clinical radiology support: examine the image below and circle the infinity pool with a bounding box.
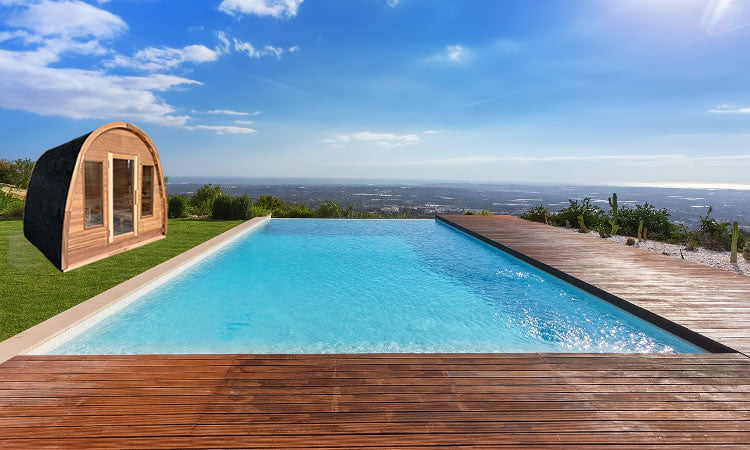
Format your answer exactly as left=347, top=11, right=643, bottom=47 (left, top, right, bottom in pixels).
left=51, top=219, right=702, bottom=354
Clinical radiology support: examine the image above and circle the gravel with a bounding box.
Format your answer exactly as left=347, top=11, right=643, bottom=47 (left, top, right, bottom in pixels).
left=561, top=228, right=750, bottom=277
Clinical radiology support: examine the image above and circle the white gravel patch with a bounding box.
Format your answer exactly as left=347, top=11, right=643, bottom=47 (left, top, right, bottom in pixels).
left=559, top=227, right=750, bottom=277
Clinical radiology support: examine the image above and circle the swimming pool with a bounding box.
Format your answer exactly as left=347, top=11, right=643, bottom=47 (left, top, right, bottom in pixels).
left=48, top=219, right=702, bottom=354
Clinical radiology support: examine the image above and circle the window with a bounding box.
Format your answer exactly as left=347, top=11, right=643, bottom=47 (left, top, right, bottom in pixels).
left=141, top=165, right=153, bottom=217
left=83, top=161, right=103, bottom=228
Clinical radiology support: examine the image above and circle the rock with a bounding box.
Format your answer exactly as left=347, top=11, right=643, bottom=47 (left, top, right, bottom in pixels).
left=626, top=237, right=636, bottom=246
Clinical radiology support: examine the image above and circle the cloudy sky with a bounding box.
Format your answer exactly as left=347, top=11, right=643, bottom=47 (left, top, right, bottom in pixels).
left=0, top=0, right=749, bottom=185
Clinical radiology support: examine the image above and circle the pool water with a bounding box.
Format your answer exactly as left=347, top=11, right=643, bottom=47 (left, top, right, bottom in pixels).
left=52, top=219, right=703, bottom=354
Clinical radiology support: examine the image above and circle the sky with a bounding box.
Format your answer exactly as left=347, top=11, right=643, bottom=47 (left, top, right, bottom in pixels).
left=0, top=0, right=749, bottom=186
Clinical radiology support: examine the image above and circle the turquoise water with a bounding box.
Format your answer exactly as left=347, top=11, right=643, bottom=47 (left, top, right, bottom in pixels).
left=53, top=219, right=703, bottom=354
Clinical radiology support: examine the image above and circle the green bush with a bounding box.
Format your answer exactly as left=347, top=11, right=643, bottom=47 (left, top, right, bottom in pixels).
left=552, top=198, right=606, bottom=229
left=520, top=205, right=550, bottom=223
left=248, top=204, right=271, bottom=218
left=256, top=195, right=286, bottom=211
left=618, top=203, right=675, bottom=241
left=316, top=201, right=344, bottom=218
left=0, top=189, right=24, bottom=218
left=189, top=184, right=223, bottom=216
left=167, top=195, right=188, bottom=218
left=697, top=206, right=731, bottom=250
left=272, top=203, right=315, bottom=218
left=0, top=158, right=34, bottom=189
left=211, top=195, right=250, bottom=220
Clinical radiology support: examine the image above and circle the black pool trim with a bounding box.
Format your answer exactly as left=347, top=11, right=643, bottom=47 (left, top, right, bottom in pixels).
left=436, top=215, right=737, bottom=354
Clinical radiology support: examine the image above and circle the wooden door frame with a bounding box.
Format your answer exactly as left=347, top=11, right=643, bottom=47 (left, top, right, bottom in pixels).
left=108, top=153, right=139, bottom=243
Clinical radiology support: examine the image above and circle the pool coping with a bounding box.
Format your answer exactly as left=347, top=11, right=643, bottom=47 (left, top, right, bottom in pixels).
left=0, top=216, right=271, bottom=364
left=436, top=215, right=737, bottom=354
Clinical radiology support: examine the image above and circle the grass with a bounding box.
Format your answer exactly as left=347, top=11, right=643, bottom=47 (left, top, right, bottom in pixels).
left=0, top=218, right=243, bottom=342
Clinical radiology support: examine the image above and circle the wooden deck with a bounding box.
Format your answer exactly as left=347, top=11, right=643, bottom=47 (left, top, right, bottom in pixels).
left=438, top=215, right=750, bottom=355
left=1, top=353, right=750, bottom=447
left=2, top=215, right=750, bottom=447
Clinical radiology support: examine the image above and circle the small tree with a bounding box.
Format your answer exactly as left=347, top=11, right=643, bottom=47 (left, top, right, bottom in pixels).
left=189, top=184, right=224, bottom=216
left=317, top=201, right=344, bottom=218
left=168, top=195, right=188, bottom=218
left=697, top=206, right=731, bottom=250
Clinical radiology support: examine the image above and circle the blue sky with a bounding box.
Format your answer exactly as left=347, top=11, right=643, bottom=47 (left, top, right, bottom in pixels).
left=1, top=0, right=749, bottom=186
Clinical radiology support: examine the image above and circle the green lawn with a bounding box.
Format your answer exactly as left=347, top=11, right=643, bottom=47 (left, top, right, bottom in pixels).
left=0, top=218, right=243, bottom=341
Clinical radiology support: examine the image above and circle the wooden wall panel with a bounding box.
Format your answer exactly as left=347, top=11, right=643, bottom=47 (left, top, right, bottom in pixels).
left=63, top=125, right=167, bottom=271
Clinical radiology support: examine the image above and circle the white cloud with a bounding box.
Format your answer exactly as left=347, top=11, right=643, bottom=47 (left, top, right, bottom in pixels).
left=429, top=44, right=469, bottom=64
left=216, top=31, right=231, bottom=54
left=0, top=2, right=265, bottom=133
left=185, top=124, right=256, bottom=134
left=108, top=44, right=221, bottom=72
left=0, top=50, right=197, bottom=126
left=386, top=0, right=400, bottom=7
left=0, top=29, right=37, bottom=43
left=710, top=104, right=750, bottom=113
left=234, top=119, right=254, bottom=125
left=219, top=0, right=303, bottom=19
left=0, top=0, right=200, bottom=127
left=288, top=45, right=299, bottom=53
left=234, top=38, right=285, bottom=59
left=207, top=109, right=252, bottom=116
left=324, top=131, right=420, bottom=148
left=423, top=130, right=439, bottom=134
left=8, top=0, right=126, bottom=39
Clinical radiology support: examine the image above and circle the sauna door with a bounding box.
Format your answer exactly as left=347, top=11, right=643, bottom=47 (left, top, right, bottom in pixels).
left=108, top=154, right=138, bottom=242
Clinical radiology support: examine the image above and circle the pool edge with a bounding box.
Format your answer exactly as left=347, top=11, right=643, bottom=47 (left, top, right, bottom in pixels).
left=0, top=216, right=271, bottom=363
left=435, top=215, right=737, bottom=354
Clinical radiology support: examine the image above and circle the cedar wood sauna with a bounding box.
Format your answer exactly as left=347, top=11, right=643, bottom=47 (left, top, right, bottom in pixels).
left=24, top=122, right=167, bottom=271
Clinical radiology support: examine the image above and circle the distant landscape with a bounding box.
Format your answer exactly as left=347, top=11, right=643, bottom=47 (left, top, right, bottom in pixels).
left=167, top=177, right=750, bottom=230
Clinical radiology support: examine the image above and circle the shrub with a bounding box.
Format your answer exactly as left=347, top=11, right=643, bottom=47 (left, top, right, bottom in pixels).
left=618, top=203, right=675, bottom=241
left=248, top=204, right=271, bottom=218
left=189, top=184, right=224, bottom=216
left=256, top=195, right=286, bottom=211
left=272, top=203, right=315, bottom=218
left=626, top=237, right=636, bottom=246
left=167, top=195, right=188, bottom=218
left=462, top=210, right=474, bottom=215
left=685, top=232, right=699, bottom=251
left=520, top=205, right=549, bottom=223
left=0, top=188, right=24, bottom=218
left=477, top=210, right=493, bottom=215
left=697, top=206, right=731, bottom=250
left=553, top=198, right=606, bottom=229
left=316, top=201, right=344, bottom=218
left=577, top=215, right=588, bottom=233
left=0, top=158, right=35, bottom=189
left=211, top=194, right=250, bottom=220
left=744, top=241, right=750, bottom=261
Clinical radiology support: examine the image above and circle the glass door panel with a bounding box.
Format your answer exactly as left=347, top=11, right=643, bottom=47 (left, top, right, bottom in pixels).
left=112, top=158, right=134, bottom=236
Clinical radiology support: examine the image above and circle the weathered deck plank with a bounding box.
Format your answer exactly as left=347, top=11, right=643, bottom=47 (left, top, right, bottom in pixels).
left=1, top=353, right=749, bottom=447
left=437, top=214, right=750, bottom=355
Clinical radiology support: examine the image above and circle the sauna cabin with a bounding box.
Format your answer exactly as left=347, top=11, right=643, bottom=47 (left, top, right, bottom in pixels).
left=24, top=122, right=167, bottom=271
